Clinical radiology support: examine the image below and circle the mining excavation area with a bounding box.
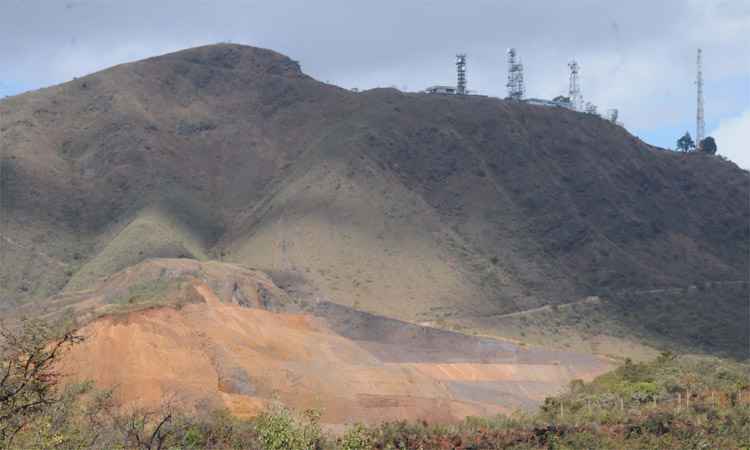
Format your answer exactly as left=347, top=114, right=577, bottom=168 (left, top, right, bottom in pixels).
left=54, top=259, right=611, bottom=425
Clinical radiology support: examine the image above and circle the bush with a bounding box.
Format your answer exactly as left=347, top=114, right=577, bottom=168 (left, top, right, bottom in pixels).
left=255, top=404, right=322, bottom=450
left=641, top=411, right=674, bottom=435
left=625, top=381, right=659, bottom=403
left=339, top=423, right=372, bottom=450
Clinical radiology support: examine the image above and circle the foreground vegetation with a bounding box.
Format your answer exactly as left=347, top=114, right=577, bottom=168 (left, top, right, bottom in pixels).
left=1, top=320, right=748, bottom=449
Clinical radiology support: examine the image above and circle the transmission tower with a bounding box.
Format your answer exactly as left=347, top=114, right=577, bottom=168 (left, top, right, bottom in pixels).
left=456, top=54, right=467, bottom=95
left=506, top=48, right=525, bottom=100
left=696, top=48, right=705, bottom=144
left=568, top=60, right=582, bottom=111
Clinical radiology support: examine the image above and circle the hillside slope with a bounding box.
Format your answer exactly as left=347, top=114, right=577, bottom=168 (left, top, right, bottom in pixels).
left=0, top=44, right=748, bottom=353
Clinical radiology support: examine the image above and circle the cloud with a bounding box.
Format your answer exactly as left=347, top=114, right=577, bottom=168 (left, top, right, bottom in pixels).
left=711, top=109, right=750, bottom=169
left=0, top=0, right=746, bottom=142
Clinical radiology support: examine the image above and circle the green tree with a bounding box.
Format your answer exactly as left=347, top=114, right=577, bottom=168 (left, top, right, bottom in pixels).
left=676, top=132, right=695, bottom=152
left=699, top=136, right=717, bottom=155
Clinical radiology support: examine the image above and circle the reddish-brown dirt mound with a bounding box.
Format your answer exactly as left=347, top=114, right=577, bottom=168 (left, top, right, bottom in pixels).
left=58, top=259, right=611, bottom=425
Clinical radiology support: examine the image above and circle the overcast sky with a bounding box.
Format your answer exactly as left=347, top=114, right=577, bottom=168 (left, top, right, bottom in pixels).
left=1, top=0, right=748, bottom=167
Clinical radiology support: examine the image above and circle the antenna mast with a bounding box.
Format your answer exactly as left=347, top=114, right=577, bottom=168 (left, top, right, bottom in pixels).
left=696, top=48, right=705, bottom=144
left=568, top=60, right=582, bottom=111
left=506, top=48, right=525, bottom=100
left=456, top=54, right=467, bottom=95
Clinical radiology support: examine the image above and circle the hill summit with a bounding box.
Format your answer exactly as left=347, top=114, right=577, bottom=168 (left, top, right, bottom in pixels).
left=0, top=44, right=748, bottom=357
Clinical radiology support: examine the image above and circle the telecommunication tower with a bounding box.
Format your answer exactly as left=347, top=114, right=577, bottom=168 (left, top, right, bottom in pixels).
left=456, top=54, right=467, bottom=95
left=568, top=60, right=582, bottom=111
left=506, top=48, right=525, bottom=100
left=696, top=48, right=705, bottom=143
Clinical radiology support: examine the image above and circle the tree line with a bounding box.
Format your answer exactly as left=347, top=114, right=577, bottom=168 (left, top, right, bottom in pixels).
left=676, top=132, right=717, bottom=154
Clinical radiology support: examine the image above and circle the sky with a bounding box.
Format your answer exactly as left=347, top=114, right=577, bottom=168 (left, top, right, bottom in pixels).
left=0, top=0, right=748, bottom=168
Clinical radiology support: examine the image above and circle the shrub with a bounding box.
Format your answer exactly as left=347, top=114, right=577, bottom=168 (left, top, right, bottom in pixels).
left=339, top=423, right=372, bottom=450
left=641, top=411, right=674, bottom=435
left=625, top=381, right=659, bottom=403
left=255, top=404, right=322, bottom=450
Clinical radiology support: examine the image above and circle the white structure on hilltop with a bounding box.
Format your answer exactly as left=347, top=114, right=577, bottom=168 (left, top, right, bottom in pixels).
left=506, top=48, right=525, bottom=100
left=524, top=98, right=573, bottom=109
left=696, top=48, right=705, bottom=143
left=568, top=60, right=583, bottom=112
left=424, top=85, right=458, bottom=94
left=424, top=53, right=468, bottom=95
left=456, top=54, right=467, bottom=95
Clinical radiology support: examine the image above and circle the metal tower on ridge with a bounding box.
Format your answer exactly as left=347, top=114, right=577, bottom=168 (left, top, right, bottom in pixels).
left=568, top=60, right=582, bottom=111
left=696, top=48, right=705, bottom=144
left=506, top=48, right=525, bottom=100
left=456, top=54, right=467, bottom=95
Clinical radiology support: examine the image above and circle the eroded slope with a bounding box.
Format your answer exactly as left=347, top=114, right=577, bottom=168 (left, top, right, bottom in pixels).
left=50, top=259, right=610, bottom=424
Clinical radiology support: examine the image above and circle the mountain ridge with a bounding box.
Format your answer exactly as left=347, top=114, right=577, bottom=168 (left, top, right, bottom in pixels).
left=1, top=43, right=747, bottom=356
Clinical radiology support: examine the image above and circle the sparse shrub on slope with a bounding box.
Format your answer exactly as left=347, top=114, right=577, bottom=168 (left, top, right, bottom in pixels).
left=338, top=423, right=372, bottom=450
left=255, top=404, right=323, bottom=450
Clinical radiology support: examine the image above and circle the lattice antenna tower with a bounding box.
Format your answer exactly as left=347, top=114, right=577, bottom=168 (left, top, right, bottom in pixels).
left=456, top=54, right=467, bottom=95
left=506, top=48, right=525, bottom=100
left=568, top=60, right=582, bottom=111
left=696, top=48, right=705, bottom=143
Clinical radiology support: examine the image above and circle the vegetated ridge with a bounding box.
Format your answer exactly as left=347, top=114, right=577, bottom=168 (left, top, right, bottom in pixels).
left=0, top=44, right=748, bottom=358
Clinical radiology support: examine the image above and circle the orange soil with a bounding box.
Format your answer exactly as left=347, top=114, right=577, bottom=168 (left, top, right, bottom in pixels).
left=63, top=280, right=609, bottom=425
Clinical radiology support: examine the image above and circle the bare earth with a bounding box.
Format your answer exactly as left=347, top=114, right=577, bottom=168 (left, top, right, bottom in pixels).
left=58, top=259, right=611, bottom=425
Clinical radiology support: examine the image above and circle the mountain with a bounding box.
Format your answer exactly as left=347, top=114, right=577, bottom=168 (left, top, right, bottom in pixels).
left=0, top=44, right=748, bottom=359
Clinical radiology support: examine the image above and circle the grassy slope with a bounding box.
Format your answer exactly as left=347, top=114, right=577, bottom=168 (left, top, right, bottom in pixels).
left=0, top=44, right=747, bottom=359
left=64, top=207, right=209, bottom=292
left=459, top=282, right=750, bottom=361
left=225, top=133, right=519, bottom=321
